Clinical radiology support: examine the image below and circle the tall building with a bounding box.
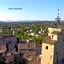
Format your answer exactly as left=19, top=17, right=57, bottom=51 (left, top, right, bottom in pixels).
left=41, top=9, right=64, bottom=64
left=41, top=28, right=61, bottom=64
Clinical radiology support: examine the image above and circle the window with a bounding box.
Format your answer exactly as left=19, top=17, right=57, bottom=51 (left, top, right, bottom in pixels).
left=52, top=35, right=54, bottom=39
left=46, top=46, right=48, bottom=49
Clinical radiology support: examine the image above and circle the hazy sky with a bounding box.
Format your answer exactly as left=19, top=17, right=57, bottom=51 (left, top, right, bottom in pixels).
left=0, top=0, right=64, bottom=21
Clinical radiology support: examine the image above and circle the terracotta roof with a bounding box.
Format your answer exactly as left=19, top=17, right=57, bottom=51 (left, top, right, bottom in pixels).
left=51, top=31, right=60, bottom=34
left=43, top=36, right=56, bottom=44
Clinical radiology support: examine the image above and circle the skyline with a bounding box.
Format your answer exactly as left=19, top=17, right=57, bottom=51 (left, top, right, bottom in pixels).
left=0, top=0, right=64, bottom=21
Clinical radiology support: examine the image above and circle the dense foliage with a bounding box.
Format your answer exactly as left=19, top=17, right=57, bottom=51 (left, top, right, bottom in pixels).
left=0, top=21, right=64, bottom=45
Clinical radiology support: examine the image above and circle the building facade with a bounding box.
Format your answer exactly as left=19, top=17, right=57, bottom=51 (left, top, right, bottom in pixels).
left=41, top=27, right=64, bottom=64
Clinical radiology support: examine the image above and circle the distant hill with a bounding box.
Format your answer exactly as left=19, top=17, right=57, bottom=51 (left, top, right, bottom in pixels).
left=0, top=20, right=64, bottom=25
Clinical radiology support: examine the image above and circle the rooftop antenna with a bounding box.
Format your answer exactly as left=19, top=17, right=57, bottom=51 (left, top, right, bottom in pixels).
left=57, top=9, right=61, bottom=18
left=55, top=9, right=61, bottom=28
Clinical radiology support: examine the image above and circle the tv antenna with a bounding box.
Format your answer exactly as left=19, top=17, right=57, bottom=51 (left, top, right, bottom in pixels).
left=57, top=9, right=61, bottom=18
left=54, top=9, right=62, bottom=28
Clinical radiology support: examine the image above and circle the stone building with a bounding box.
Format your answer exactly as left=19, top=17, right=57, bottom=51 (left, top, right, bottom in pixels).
left=41, top=10, right=64, bottom=64
left=41, top=27, right=62, bottom=64
left=41, top=28, right=64, bottom=64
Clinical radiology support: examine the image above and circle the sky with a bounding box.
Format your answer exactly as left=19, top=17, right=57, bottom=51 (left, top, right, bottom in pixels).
left=0, top=0, right=64, bottom=21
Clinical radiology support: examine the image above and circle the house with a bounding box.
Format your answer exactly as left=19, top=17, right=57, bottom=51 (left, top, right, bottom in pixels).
left=3, top=35, right=17, bottom=44
left=18, top=41, right=29, bottom=53
left=3, top=35, right=17, bottom=52
left=41, top=12, right=64, bottom=64
left=41, top=27, right=62, bottom=64
left=18, top=39, right=35, bottom=54
left=41, top=27, right=64, bottom=64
